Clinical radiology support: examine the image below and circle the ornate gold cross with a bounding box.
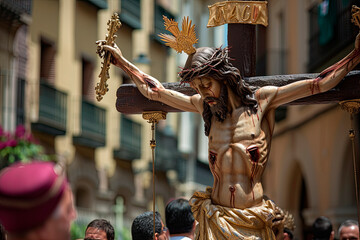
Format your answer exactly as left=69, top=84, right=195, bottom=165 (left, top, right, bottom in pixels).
left=95, top=13, right=122, bottom=102
left=352, top=5, right=360, bottom=28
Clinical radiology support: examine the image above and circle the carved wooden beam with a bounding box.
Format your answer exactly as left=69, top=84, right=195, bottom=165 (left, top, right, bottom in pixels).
left=116, top=71, right=360, bottom=114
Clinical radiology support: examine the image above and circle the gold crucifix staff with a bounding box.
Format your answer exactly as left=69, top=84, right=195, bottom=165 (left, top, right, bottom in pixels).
left=142, top=111, right=167, bottom=240
left=340, top=99, right=360, bottom=237
left=96, top=13, right=122, bottom=102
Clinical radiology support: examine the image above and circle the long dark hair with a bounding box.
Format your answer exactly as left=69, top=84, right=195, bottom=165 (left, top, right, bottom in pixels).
left=179, top=47, right=258, bottom=136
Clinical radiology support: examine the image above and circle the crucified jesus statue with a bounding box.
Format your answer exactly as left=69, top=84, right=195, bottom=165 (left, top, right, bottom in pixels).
left=97, top=26, right=360, bottom=239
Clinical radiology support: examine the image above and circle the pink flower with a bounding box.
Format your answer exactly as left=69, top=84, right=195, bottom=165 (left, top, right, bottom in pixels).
left=0, top=142, right=6, bottom=149
left=0, top=126, right=3, bottom=136
left=15, top=125, right=26, bottom=138
left=6, top=139, right=17, bottom=147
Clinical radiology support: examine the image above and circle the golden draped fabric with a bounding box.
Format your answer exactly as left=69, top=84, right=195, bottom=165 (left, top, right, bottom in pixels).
left=190, top=187, right=276, bottom=240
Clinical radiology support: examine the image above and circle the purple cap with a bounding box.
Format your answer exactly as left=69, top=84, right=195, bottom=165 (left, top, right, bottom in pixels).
left=0, top=161, right=67, bottom=233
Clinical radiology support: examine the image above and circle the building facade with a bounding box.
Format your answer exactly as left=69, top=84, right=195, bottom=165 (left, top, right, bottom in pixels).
left=0, top=0, right=194, bottom=237
left=262, top=0, right=360, bottom=239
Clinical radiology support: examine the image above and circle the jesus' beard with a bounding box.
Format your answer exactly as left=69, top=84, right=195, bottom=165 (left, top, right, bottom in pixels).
left=204, top=85, right=229, bottom=123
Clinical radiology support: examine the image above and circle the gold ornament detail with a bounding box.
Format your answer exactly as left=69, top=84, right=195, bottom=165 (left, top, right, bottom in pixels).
left=339, top=99, right=360, bottom=114
left=142, top=111, right=167, bottom=123
left=95, top=13, right=122, bottom=102
left=208, top=1, right=268, bottom=28
left=283, top=210, right=296, bottom=231
left=158, top=16, right=198, bottom=55
left=352, top=5, right=360, bottom=28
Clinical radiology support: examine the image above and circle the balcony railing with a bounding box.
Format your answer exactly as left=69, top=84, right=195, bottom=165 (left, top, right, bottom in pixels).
left=154, top=128, right=183, bottom=172
left=153, top=3, right=175, bottom=43
left=73, top=99, right=106, bottom=148
left=308, top=0, right=357, bottom=71
left=32, top=81, right=67, bottom=136
left=81, top=0, right=107, bottom=9
left=119, top=0, right=141, bottom=29
left=113, top=115, right=142, bottom=161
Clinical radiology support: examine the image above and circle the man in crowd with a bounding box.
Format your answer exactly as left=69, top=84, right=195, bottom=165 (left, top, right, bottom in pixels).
left=85, top=219, right=114, bottom=240
left=283, top=228, right=294, bottom=240
left=0, top=161, right=76, bottom=240
left=312, top=216, right=334, bottom=240
left=131, top=211, right=169, bottom=240
left=165, top=198, right=195, bottom=240
left=338, top=220, right=359, bottom=240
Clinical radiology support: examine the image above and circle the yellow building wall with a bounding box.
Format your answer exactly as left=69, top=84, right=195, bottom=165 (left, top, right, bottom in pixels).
left=264, top=0, right=358, bottom=238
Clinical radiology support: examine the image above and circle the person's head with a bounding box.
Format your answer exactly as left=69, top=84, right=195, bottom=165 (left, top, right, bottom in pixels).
left=283, top=227, right=294, bottom=240
left=179, top=47, right=258, bottom=136
left=338, top=220, right=359, bottom=240
left=0, top=161, right=76, bottom=240
left=131, top=211, right=169, bottom=240
left=312, top=216, right=334, bottom=240
left=85, top=219, right=114, bottom=240
left=165, top=198, right=195, bottom=236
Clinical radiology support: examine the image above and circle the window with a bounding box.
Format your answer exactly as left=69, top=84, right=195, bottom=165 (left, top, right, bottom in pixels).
left=120, top=0, right=141, bottom=29
left=16, top=78, right=26, bottom=126
left=75, top=187, right=92, bottom=209
left=154, top=3, right=175, bottom=43
left=82, top=0, right=107, bottom=9
left=120, top=115, right=141, bottom=155
left=40, top=39, right=56, bottom=84
left=308, top=0, right=357, bottom=71
left=82, top=57, right=95, bottom=102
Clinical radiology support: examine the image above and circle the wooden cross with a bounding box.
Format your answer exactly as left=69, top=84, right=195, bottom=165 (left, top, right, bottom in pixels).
left=116, top=71, right=360, bottom=114
left=115, top=1, right=360, bottom=114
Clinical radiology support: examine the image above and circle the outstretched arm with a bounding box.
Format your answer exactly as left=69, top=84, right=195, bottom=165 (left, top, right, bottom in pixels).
left=97, top=41, right=201, bottom=112
left=266, top=32, right=360, bottom=108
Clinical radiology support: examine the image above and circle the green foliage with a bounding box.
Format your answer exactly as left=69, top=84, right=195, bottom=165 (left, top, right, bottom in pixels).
left=71, top=222, right=87, bottom=240
left=0, top=125, right=53, bottom=169
left=120, top=227, right=131, bottom=240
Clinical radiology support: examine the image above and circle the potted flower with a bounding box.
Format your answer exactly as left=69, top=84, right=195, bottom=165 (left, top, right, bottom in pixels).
left=0, top=125, right=52, bottom=169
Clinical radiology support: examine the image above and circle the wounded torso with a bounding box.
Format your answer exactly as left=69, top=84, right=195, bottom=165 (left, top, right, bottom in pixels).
left=208, top=106, right=273, bottom=209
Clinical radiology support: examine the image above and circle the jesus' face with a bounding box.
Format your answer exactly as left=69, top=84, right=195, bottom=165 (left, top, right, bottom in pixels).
left=190, top=77, right=222, bottom=106
left=191, top=77, right=229, bottom=122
